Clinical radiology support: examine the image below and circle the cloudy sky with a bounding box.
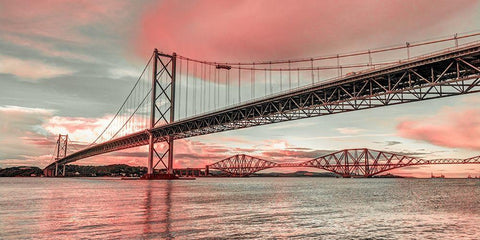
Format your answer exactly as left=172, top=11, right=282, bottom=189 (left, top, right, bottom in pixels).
left=1, top=0, right=479, bottom=177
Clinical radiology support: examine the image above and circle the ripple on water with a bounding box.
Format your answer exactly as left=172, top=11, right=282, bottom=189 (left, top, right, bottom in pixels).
left=1, top=178, right=480, bottom=239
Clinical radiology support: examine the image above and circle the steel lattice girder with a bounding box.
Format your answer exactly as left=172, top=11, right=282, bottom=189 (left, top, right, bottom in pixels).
left=45, top=43, right=480, bottom=171
left=302, top=149, right=480, bottom=177
left=302, top=148, right=424, bottom=177
left=205, top=149, right=480, bottom=177
left=207, top=149, right=480, bottom=177
left=208, top=154, right=279, bottom=177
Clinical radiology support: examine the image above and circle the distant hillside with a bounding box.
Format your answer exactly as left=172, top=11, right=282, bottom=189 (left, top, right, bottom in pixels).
left=0, top=164, right=147, bottom=177
left=0, top=166, right=43, bottom=177
left=372, top=173, right=405, bottom=178
left=65, top=164, right=147, bottom=177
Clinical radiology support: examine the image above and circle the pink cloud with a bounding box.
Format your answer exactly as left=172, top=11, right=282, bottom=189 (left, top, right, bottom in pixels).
left=134, top=0, right=477, bottom=61
left=397, top=108, right=480, bottom=150
left=44, top=115, right=112, bottom=144
left=0, top=0, right=130, bottom=43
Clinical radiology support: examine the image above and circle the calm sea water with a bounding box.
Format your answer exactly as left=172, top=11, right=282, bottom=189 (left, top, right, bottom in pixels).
left=1, top=177, right=479, bottom=239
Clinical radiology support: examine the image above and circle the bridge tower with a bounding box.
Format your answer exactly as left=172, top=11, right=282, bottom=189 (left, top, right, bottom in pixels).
left=145, top=49, right=177, bottom=179
left=44, top=134, right=69, bottom=177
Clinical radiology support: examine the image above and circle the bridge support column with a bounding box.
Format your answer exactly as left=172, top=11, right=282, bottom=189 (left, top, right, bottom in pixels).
left=54, top=162, right=67, bottom=177
left=167, top=136, right=174, bottom=175
left=49, top=134, right=69, bottom=177
left=142, top=49, right=178, bottom=180
left=147, top=132, right=154, bottom=175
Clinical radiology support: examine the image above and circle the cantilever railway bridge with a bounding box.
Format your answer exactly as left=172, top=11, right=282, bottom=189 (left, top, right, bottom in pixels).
left=44, top=32, right=480, bottom=177
left=206, top=149, right=480, bottom=177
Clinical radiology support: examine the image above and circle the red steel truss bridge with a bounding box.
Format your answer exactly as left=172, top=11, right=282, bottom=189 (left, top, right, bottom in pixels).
left=44, top=32, right=480, bottom=177
left=207, top=149, right=480, bottom=177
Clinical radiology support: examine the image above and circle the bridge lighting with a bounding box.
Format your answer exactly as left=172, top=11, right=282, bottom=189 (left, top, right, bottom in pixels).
left=216, top=64, right=231, bottom=70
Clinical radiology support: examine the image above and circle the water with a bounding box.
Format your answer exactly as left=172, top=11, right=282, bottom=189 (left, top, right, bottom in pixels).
left=1, top=177, right=479, bottom=239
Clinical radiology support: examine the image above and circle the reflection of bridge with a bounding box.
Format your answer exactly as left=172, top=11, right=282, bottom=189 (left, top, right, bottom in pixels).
left=43, top=33, right=480, bottom=178
left=206, top=149, right=480, bottom=177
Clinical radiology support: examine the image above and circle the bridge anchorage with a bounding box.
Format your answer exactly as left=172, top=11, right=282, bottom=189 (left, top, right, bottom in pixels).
left=43, top=32, right=480, bottom=179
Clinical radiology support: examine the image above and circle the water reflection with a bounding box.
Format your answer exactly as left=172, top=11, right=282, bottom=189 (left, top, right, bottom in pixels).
left=142, top=181, right=173, bottom=239
left=2, top=178, right=480, bottom=239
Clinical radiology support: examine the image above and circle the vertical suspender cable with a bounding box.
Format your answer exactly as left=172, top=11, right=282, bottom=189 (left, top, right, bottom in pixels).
left=193, top=62, right=197, bottom=115
left=264, top=68, right=267, bottom=96
left=226, top=70, right=230, bottom=106
left=269, top=62, right=272, bottom=94
left=200, top=62, right=203, bottom=113
left=238, top=65, right=241, bottom=103
left=310, top=58, right=314, bottom=84
left=368, top=50, right=372, bottom=66
left=185, top=59, right=189, bottom=117
left=280, top=68, right=282, bottom=92
left=288, top=60, right=291, bottom=89
left=297, top=68, right=300, bottom=87
left=252, top=63, right=255, bottom=99
left=203, top=63, right=207, bottom=112
left=317, top=67, right=320, bottom=83
left=208, top=64, right=211, bottom=111
left=178, top=58, right=182, bottom=120
left=200, top=63, right=205, bottom=113
left=214, top=66, right=217, bottom=108
left=337, top=54, right=340, bottom=77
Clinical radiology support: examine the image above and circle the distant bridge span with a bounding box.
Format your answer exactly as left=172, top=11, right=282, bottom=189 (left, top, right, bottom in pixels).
left=44, top=34, right=480, bottom=177
left=207, top=149, right=480, bottom=177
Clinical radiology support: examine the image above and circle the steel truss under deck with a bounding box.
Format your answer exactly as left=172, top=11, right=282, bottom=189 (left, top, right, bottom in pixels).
left=44, top=43, right=480, bottom=172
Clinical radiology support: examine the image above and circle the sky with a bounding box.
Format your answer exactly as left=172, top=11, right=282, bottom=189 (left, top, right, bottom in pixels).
left=1, top=0, right=480, bottom=177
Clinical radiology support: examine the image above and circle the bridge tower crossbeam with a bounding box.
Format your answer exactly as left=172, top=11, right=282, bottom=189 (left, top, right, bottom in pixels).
left=42, top=134, right=69, bottom=177
left=55, top=134, right=68, bottom=176
left=144, top=49, right=178, bottom=179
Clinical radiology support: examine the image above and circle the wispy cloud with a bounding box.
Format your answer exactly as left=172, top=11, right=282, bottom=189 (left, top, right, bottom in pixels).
left=0, top=105, right=55, bottom=164
left=336, top=127, right=365, bottom=135
left=385, top=141, right=402, bottom=146
left=0, top=55, right=73, bottom=80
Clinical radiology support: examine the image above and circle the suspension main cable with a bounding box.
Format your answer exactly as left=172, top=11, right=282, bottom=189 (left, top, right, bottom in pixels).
left=176, top=31, right=480, bottom=66
left=89, top=53, right=154, bottom=146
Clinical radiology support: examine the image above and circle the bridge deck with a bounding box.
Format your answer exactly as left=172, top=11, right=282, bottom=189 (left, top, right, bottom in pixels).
left=45, top=42, right=480, bottom=171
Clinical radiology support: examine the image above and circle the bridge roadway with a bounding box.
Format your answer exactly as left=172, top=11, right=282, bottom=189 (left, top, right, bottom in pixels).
left=44, top=42, right=480, bottom=171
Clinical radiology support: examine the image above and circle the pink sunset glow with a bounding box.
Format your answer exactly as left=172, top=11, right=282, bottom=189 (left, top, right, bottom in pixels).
left=397, top=108, right=480, bottom=150
left=0, top=0, right=478, bottom=178
left=135, top=0, right=478, bottom=61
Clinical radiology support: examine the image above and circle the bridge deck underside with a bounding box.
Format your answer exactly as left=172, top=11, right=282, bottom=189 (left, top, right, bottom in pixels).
left=45, top=44, right=480, bottom=171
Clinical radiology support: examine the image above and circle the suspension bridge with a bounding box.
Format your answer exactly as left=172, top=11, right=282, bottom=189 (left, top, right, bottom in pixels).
left=43, top=32, right=480, bottom=178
